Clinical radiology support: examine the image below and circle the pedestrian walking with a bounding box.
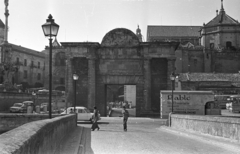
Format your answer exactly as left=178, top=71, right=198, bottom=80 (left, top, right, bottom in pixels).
left=91, top=106, right=100, bottom=131
left=122, top=106, right=129, bottom=132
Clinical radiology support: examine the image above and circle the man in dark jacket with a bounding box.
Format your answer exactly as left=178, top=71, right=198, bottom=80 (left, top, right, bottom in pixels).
left=122, top=106, right=129, bottom=131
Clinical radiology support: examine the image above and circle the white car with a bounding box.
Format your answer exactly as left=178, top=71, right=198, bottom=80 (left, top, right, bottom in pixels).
left=61, top=106, right=94, bottom=121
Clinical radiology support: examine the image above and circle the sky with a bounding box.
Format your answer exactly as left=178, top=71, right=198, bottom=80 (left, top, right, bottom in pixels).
left=0, top=0, right=239, bottom=51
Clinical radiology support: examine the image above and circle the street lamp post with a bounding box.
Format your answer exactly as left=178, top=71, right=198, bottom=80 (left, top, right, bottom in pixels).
left=170, top=72, right=176, bottom=113
left=73, top=73, right=79, bottom=113
left=42, top=14, right=59, bottom=119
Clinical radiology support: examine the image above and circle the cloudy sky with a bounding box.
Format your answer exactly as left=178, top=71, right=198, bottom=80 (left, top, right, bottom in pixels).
left=0, top=0, right=239, bottom=51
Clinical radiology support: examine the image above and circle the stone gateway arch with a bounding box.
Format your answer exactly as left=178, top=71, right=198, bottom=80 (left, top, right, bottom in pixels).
left=61, top=28, right=179, bottom=117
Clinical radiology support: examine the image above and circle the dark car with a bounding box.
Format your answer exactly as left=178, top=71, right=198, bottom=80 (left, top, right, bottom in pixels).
left=9, top=103, right=24, bottom=113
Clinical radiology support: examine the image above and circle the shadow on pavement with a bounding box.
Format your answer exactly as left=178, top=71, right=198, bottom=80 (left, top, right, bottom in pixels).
left=77, top=121, right=93, bottom=124
left=77, top=121, right=109, bottom=124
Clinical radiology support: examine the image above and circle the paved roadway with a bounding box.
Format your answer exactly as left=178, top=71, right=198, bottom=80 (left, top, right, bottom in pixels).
left=78, top=117, right=240, bottom=154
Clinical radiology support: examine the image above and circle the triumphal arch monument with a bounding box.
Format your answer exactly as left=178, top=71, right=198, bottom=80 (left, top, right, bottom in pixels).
left=61, top=28, right=179, bottom=117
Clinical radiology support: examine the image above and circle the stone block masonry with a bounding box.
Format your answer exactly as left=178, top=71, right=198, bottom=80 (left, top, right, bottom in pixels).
left=170, top=114, right=240, bottom=142
left=0, top=114, right=77, bottom=154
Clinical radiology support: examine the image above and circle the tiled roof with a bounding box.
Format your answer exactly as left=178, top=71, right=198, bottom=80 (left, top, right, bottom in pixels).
left=0, top=19, right=5, bottom=28
left=147, top=26, right=201, bottom=40
left=179, top=73, right=240, bottom=82
left=206, top=11, right=239, bottom=26
left=206, top=1, right=239, bottom=26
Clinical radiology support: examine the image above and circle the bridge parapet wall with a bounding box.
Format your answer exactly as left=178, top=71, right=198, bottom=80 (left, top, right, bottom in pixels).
left=0, top=113, right=62, bottom=133
left=0, top=114, right=77, bottom=154
left=170, top=114, right=240, bottom=142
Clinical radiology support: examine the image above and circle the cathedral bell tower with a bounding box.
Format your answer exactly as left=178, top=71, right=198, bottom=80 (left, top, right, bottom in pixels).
left=136, top=25, right=143, bottom=42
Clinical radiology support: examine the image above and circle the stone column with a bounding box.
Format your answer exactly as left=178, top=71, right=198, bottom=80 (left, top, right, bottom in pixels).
left=167, top=58, right=176, bottom=90
left=143, top=58, right=151, bottom=110
left=88, top=58, right=96, bottom=109
left=65, top=58, right=73, bottom=107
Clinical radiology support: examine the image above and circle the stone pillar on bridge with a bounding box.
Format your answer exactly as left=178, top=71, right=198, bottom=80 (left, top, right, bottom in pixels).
left=88, top=58, right=96, bottom=109
left=65, top=58, right=74, bottom=107
left=143, top=58, right=151, bottom=111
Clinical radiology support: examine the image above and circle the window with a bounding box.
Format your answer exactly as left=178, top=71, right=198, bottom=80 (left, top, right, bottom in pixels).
left=226, top=41, right=232, bottom=49
left=38, top=62, right=40, bottom=68
left=37, top=73, right=41, bottom=80
left=31, top=61, right=34, bottom=67
left=78, top=109, right=83, bottom=113
left=24, top=59, right=27, bottom=66
left=24, top=70, right=28, bottom=79
left=60, top=78, right=65, bottom=84
left=16, top=57, right=19, bottom=64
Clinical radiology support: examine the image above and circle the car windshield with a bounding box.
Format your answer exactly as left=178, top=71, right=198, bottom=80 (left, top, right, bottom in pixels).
left=14, top=103, right=22, bottom=107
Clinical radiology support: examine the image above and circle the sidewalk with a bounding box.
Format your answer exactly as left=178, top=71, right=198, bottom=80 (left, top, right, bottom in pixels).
left=55, top=126, right=92, bottom=154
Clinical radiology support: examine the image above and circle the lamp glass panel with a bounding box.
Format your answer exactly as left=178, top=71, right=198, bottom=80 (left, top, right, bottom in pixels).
left=51, top=24, right=59, bottom=36
left=73, top=74, right=79, bottom=80
left=170, top=76, right=175, bottom=81
left=42, top=24, right=51, bottom=36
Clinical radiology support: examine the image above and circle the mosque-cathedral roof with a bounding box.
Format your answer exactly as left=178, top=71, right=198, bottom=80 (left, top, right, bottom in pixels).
left=179, top=73, right=240, bottom=82
left=205, top=0, right=239, bottom=26
left=147, top=26, right=201, bottom=40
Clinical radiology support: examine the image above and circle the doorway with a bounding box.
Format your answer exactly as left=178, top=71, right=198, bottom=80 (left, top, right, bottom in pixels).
left=106, top=84, right=136, bottom=117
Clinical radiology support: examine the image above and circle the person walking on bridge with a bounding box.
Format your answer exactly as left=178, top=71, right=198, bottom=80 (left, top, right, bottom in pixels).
left=122, top=106, right=129, bottom=132
left=91, top=106, right=100, bottom=131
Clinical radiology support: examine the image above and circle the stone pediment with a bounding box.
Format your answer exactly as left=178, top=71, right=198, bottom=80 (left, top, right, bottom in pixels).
left=101, top=28, right=139, bottom=47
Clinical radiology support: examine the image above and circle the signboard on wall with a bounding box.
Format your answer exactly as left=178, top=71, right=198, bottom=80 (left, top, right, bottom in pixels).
left=160, top=90, right=214, bottom=119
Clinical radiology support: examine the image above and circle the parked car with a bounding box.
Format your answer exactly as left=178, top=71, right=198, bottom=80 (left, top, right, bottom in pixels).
left=22, top=101, right=34, bottom=113
left=61, top=106, right=95, bottom=122
left=9, top=103, right=24, bottom=113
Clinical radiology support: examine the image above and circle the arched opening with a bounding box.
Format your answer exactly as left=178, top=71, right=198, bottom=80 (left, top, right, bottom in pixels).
left=205, top=101, right=221, bottom=115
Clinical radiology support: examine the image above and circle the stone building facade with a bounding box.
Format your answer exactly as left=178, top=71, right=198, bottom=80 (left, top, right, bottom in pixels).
left=147, top=0, right=240, bottom=94
left=147, top=1, right=240, bottom=74
left=0, top=43, right=45, bottom=91
left=0, top=19, right=45, bottom=91
left=42, top=39, right=66, bottom=91
left=51, top=28, right=179, bottom=116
